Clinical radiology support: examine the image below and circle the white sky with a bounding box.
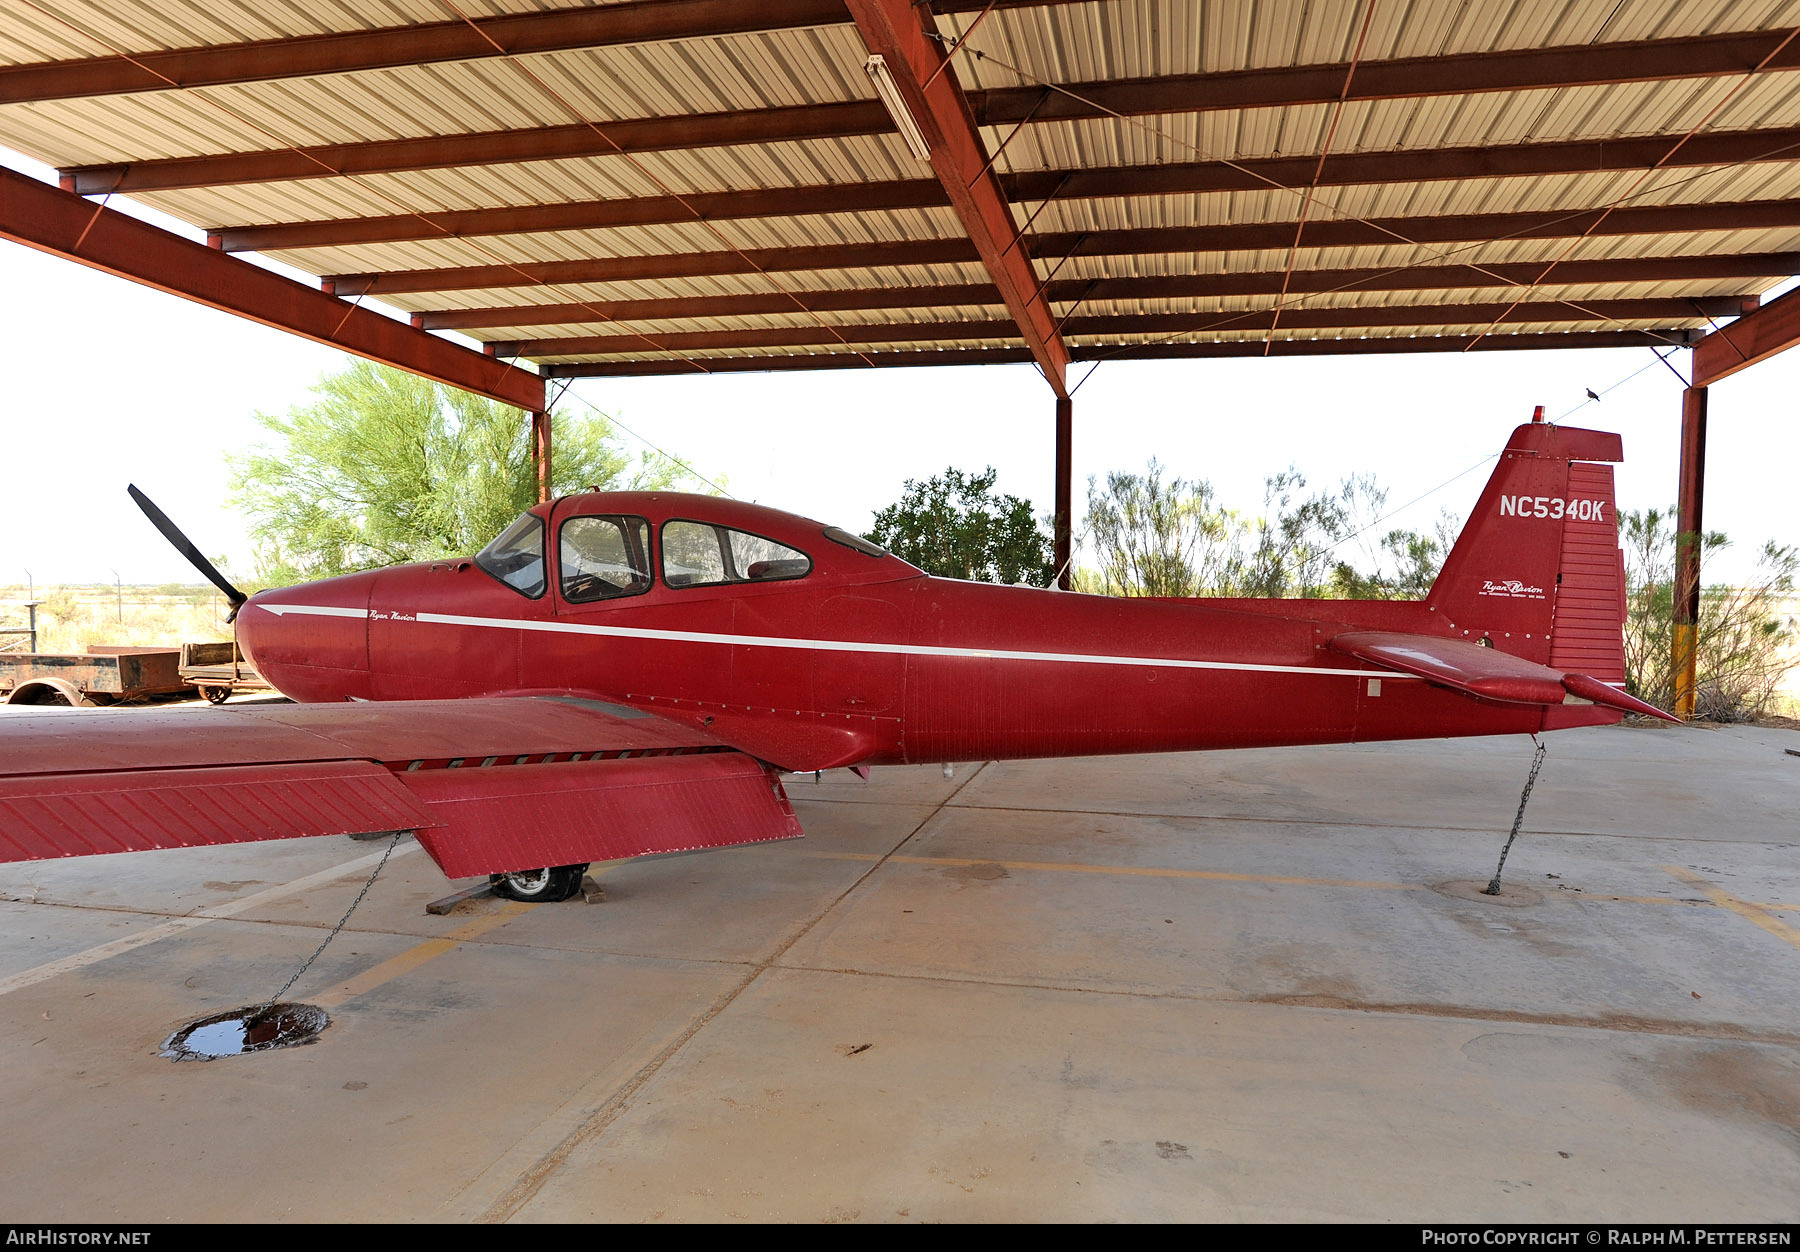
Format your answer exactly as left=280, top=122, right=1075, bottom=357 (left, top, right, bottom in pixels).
left=3, top=150, right=1797, bottom=591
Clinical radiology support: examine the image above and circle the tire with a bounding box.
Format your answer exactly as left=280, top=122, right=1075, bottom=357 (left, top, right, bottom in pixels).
left=489, top=864, right=588, bottom=903
left=201, top=685, right=230, bottom=704
left=5, top=680, right=94, bottom=707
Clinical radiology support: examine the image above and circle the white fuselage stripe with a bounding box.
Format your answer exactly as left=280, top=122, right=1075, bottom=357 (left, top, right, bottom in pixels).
left=258, top=602, right=1417, bottom=679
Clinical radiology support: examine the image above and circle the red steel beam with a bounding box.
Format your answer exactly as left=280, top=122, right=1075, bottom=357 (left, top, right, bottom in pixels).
left=1691, top=282, right=1800, bottom=385
left=0, top=166, right=542, bottom=412
left=541, top=329, right=1698, bottom=377
left=769, top=1, right=1060, bottom=393
left=0, top=0, right=1057, bottom=104
left=322, top=238, right=985, bottom=296
left=408, top=203, right=1797, bottom=328
left=418, top=285, right=1002, bottom=331
left=0, top=0, right=850, bottom=104
left=20, top=18, right=1800, bottom=123
left=62, top=101, right=892, bottom=194
left=974, top=28, right=1800, bottom=124
left=1030, top=201, right=1800, bottom=258
left=213, top=179, right=946, bottom=252
left=329, top=247, right=1800, bottom=300
left=215, top=179, right=1800, bottom=253
left=65, top=96, right=1800, bottom=196
left=489, top=297, right=1747, bottom=358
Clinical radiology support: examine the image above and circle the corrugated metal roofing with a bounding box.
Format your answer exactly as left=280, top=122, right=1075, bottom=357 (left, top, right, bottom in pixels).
left=4, top=0, right=1800, bottom=379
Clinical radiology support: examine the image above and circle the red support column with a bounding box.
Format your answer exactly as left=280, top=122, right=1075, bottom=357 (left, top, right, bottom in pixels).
left=1054, top=396, right=1073, bottom=590
left=1672, top=385, right=1708, bottom=720
left=532, top=410, right=553, bottom=504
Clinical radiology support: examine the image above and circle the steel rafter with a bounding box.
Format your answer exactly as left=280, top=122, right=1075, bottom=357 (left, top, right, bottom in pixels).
left=843, top=0, right=1068, bottom=395
left=539, top=329, right=1698, bottom=377
left=86, top=116, right=1800, bottom=208
left=974, top=28, right=1800, bottom=125
left=214, top=179, right=1800, bottom=254
left=0, top=0, right=847, bottom=105
left=0, top=0, right=1063, bottom=104
left=61, top=101, right=894, bottom=194
left=328, top=247, right=1800, bottom=300
left=0, top=167, right=542, bottom=412
left=487, top=297, right=1747, bottom=358
left=1691, top=283, right=1800, bottom=385
left=30, top=22, right=1800, bottom=147
left=404, top=208, right=1800, bottom=332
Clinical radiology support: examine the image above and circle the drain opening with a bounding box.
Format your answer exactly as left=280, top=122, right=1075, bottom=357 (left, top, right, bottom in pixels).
left=162, top=1003, right=329, bottom=1061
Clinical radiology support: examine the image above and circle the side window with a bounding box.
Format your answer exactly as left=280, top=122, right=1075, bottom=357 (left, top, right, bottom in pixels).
left=559, top=515, right=652, bottom=603
left=661, top=520, right=727, bottom=588
left=661, top=520, right=811, bottom=588
left=728, top=529, right=812, bottom=582
left=474, top=512, right=547, bottom=598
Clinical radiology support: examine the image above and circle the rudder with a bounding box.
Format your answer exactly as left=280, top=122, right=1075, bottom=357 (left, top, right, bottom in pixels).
left=1426, top=418, right=1625, bottom=669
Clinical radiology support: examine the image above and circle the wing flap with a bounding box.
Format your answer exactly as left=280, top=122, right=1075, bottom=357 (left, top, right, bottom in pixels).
left=0, top=760, right=442, bottom=863
left=1329, top=630, right=1677, bottom=722
left=401, top=752, right=802, bottom=878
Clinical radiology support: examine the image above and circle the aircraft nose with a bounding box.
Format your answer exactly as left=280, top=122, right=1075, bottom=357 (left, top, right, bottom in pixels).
left=234, top=572, right=376, bottom=702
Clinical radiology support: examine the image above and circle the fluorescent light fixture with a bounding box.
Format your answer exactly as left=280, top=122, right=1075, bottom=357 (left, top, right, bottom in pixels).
left=864, top=55, right=932, bottom=163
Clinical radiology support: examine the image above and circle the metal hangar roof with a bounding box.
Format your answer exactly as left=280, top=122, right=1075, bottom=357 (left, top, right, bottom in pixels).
left=5, top=0, right=1800, bottom=402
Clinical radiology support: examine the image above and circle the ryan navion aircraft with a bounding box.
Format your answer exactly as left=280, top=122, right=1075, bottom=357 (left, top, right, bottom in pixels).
left=0, top=415, right=1669, bottom=902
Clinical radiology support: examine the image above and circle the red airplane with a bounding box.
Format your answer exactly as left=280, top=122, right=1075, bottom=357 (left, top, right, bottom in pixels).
left=0, top=415, right=1671, bottom=902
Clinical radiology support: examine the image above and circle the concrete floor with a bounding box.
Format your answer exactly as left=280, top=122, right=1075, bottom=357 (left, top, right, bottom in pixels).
left=0, top=720, right=1796, bottom=1223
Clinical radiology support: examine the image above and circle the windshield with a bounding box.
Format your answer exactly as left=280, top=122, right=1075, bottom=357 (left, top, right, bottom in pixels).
left=474, top=512, right=547, bottom=598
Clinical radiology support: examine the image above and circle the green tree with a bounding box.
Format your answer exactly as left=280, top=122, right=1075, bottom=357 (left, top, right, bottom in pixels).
left=866, top=467, right=1053, bottom=585
left=229, top=361, right=699, bottom=584
left=1082, top=460, right=1449, bottom=599
left=1083, top=460, right=1248, bottom=597
left=1620, top=507, right=1798, bottom=719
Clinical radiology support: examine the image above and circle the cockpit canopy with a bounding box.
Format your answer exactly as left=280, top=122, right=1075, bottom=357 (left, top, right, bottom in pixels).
left=473, top=494, right=912, bottom=601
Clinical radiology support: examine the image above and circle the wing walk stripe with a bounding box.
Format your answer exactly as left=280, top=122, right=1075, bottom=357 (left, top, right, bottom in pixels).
left=259, top=603, right=1419, bottom=679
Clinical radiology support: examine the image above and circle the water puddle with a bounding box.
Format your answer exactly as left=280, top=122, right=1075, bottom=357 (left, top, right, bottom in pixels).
left=162, top=1003, right=329, bottom=1061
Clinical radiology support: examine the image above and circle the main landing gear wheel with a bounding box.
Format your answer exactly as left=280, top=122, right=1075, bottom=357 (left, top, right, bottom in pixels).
left=490, top=864, right=588, bottom=903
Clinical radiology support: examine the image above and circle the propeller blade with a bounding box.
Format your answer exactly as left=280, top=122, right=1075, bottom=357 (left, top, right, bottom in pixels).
left=127, top=485, right=248, bottom=613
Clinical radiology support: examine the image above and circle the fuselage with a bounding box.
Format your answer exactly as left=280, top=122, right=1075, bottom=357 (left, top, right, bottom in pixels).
left=234, top=490, right=1581, bottom=774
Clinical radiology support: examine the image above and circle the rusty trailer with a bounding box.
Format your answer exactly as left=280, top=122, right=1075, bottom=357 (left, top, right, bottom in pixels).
left=178, top=640, right=271, bottom=704
left=0, top=646, right=186, bottom=707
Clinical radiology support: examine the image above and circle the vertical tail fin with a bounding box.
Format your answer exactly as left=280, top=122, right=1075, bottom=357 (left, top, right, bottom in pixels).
left=1426, top=419, right=1625, bottom=673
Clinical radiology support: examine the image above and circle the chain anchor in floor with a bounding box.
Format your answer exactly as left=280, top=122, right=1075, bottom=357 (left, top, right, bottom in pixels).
left=1484, top=738, right=1548, bottom=896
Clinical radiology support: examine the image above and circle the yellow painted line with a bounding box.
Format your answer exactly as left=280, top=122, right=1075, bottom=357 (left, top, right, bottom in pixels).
left=311, top=901, right=535, bottom=1009
left=307, top=860, right=630, bottom=1009
left=805, top=850, right=1424, bottom=892
left=1663, top=866, right=1800, bottom=951
left=811, top=852, right=1800, bottom=912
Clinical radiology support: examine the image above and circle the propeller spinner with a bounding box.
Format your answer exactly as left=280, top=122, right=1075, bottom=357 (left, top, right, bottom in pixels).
left=127, top=484, right=249, bottom=621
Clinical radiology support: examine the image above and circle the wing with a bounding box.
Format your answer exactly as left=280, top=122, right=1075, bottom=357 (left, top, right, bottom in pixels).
left=1328, top=631, right=1676, bottom=722
left=0, top=696, right=802, bottom=879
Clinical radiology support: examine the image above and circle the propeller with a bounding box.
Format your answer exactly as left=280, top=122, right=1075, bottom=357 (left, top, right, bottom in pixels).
left=127, top=484, right=249, bottom=621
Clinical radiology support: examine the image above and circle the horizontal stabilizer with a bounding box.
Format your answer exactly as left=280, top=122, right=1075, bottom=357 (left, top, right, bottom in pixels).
left=1329, top=631, right=1679, bottom=723
left=1560, top=672, right=1680, bottom=723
